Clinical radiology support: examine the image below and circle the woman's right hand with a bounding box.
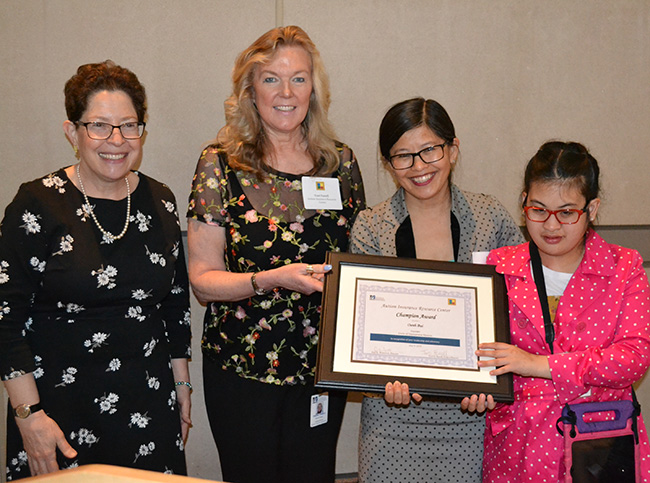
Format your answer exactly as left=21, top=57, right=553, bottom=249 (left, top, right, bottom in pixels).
left=16, top=411, right=77, bottom=476
left=188, top=220, right=332, bottom=302
left=384, top=380, right=423, bottom=406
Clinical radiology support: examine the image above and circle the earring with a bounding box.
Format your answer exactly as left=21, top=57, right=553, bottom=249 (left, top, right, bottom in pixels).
left=73, top=145, right=79, bottom=158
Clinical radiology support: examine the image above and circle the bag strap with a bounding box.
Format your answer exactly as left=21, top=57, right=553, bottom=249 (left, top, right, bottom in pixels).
left=529, top=242, right=555, bottom=354
left=556, top=403, right=578, bottom=438
left=632, top=388, right=641, bottom=444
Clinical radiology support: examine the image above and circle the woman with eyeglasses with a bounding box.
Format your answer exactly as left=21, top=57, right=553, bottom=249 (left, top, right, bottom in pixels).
left=0, top=60, right=191, bottom=479
left=349, top=97, right=524, bottom=482
left=462, top=141, right=650, bottom=480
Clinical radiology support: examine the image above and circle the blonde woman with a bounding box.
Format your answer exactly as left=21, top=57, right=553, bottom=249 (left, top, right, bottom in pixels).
left=187, top=26, right=365, bottom=483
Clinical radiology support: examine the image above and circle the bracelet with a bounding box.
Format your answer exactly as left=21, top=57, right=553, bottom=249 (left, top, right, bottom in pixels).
left=251, top=272, right=267, bottom=296
left=174, top=381, right=193, bottom=391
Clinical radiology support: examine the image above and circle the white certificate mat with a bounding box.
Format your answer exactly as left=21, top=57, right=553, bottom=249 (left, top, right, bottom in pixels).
left=335, top=263, right=494, bottom=384
left=315, top=252, right=513, bottom=401
left=352, top=278, right=478, bottom=369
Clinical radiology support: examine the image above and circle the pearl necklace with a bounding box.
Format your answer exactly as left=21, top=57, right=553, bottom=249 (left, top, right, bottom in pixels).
left=76, top=164, right=131, bottom=241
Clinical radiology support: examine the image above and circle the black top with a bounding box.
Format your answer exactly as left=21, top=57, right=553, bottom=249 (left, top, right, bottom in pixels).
left=1, top=168, right=190, bottom=478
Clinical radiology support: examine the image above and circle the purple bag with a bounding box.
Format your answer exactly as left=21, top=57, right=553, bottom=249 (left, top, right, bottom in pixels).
left=556, top=399, right=640, bottom=482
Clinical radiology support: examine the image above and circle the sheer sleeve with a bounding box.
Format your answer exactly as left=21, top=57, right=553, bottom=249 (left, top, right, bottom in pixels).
left=336, top=143, right=366, bottom=228
left=187, top=145, right=233, bottom=227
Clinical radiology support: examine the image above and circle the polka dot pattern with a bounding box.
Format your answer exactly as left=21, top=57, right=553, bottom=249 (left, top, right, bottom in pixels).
left=358, top=397, right=484, bottom=482
left=484, top=231, right=650, bottom=481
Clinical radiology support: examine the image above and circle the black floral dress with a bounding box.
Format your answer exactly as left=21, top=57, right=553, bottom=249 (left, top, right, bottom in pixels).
left=187, top=143, right=365, bottom=385
left=0, top=169, right=191, bottom=480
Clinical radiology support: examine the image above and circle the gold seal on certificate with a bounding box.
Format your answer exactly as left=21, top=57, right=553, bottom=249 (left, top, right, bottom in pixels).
left=315, top=252, right=513, bottom=402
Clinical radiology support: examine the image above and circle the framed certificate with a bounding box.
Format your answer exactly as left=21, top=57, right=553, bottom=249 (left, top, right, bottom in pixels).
left=315, top=252, right=513, bottom=402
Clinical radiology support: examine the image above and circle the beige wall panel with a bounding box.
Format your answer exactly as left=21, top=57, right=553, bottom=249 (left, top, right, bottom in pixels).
left=0, top=0, right=277, bottom=230
left=285, top=0, right=650, bottom=223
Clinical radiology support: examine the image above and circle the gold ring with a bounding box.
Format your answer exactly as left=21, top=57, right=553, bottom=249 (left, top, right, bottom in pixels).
left=306, top=265, right=314, bottom=275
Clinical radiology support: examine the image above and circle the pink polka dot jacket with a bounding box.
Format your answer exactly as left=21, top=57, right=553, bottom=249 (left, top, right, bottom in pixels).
left=484, top=230, right=650, bottom=481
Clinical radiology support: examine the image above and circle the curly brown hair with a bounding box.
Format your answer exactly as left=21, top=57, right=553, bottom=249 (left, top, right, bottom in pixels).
left=64, top=60, right=146, bottom=123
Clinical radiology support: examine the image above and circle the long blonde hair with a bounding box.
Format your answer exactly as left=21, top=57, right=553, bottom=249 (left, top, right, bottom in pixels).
left=217, top=26, right=339, bottom=179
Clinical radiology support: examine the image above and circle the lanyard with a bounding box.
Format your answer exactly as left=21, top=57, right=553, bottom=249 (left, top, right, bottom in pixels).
left=529, top=242, right=555, bottom=354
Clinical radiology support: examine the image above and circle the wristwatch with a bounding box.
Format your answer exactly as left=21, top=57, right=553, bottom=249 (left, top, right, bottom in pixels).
left=13, top=402, right=43, bottom=419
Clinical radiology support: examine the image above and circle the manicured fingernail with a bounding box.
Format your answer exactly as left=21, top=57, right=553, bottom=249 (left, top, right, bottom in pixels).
left=324, top=264, right=332, bottom=271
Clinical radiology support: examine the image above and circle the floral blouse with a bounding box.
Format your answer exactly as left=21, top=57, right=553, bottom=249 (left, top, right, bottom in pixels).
left=187, top=143, right=365, bottom=385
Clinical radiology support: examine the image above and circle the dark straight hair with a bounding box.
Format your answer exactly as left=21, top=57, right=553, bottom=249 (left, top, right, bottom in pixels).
left=523, top=141, right=600, bottom=204
left=379, top=97, right=456, bottom=160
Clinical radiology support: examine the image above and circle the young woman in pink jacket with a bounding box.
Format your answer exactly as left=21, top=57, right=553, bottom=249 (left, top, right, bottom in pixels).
left=462, top=141, right=650, bottom=481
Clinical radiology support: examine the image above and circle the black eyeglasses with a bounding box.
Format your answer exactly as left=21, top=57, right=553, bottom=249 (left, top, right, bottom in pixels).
left=76, top=121, right=146, bottom=140
left=388, top=143, right=447, bottom=170
left=523, top=205, right=590, bottom=225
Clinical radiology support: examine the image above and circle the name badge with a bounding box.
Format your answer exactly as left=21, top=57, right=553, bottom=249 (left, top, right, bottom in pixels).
left=310, top=393, right=329, bottom=428
left=471, top=251, right=490, bottom=265
left=301, top=176, right=342, bottom=210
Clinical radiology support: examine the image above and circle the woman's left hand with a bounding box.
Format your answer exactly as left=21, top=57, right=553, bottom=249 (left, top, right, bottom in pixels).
left=460, top=393, right=495, bottom=413
left=175, top=385, right=192, bottom=443
left=170, top=359, right=192, bottom=443
left=476, top=342, right=551, bottom=379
